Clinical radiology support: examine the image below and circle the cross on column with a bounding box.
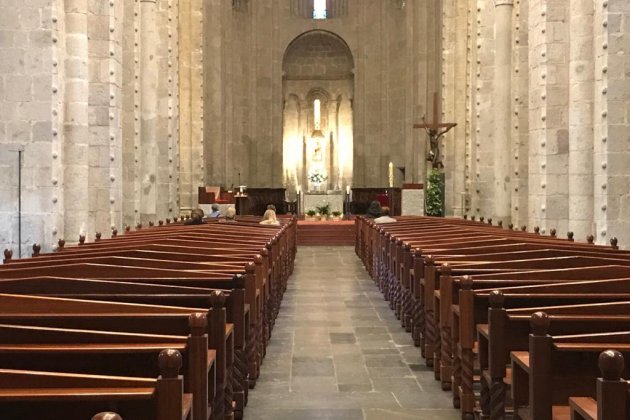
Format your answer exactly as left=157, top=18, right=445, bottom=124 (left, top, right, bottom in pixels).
left=413, top=92, right=457, bottom=169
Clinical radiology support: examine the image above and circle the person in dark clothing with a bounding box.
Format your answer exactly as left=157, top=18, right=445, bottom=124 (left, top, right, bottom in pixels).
left=184, top=208, right=205, bottom=225
left=365, top=201, right=382, bottom=218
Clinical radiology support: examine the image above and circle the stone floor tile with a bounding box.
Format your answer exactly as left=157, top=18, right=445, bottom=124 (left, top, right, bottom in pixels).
left=244, top=246, right=458, bottom=418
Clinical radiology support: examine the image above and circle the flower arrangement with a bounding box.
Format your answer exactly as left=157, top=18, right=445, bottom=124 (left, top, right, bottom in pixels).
left=332, top=211, right=342, bottom=217
left=308, top=169, right=328, bottom=185
left=307, top=210, right=317, bottom=217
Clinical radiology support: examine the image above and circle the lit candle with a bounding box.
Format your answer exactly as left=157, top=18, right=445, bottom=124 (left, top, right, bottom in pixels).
left=346, top=185, right=350, bottom=195
left=389, top=162, right=394, bottom=188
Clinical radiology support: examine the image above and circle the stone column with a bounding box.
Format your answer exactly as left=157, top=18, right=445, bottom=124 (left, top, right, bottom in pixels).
left=493, top=0, right=514, bottom=222
left=63, top=0, right=89, bottom=242
left=139, top=0, right=158, bottom=221
left=568, top=0, right=594, bottom=239
left=593, top=0, right=630, bottom=247
left=327, top=99, right=339, bottom=189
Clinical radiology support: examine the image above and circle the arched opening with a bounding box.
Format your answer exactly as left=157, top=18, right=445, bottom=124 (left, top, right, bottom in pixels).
left=282, top=30, right=354, bottom=202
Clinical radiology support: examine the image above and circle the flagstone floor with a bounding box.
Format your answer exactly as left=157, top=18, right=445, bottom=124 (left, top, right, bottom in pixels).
left=243, top=246, right=460, bottom=420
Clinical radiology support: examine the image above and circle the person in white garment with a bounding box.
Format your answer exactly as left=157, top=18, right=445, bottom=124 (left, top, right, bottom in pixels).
left=374, top=207, right=397, bottom=224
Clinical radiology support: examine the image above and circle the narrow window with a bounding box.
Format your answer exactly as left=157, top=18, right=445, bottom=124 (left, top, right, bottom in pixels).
left=314, top=99, right=321, bottom=130
left=313, top=0, right=327, bottom=19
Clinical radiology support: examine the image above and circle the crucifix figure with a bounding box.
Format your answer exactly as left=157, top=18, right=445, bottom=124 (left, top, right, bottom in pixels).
left=413, top=92, right=457, bottom=169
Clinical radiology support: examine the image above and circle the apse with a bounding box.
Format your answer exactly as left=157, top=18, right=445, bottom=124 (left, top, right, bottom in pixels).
left=282, top=30, right=354, bottom=195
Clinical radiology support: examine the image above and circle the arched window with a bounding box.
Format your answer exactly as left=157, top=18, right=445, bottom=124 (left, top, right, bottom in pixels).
left=313, top=0, right=327, bottom=19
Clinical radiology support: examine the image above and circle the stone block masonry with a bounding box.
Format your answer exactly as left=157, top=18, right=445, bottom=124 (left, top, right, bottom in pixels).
left=0, top=0, right=182, bottom=258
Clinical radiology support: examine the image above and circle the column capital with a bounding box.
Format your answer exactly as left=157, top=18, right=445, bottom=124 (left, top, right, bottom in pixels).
left=494, top=0, right=514, bottom=6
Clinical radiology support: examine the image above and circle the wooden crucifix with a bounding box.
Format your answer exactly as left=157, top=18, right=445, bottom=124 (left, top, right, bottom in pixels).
left=413, top=92, right=457, bottom=170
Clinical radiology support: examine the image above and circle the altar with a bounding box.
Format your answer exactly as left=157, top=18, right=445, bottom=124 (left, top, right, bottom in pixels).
left=302, top=191, right=345, bottom=215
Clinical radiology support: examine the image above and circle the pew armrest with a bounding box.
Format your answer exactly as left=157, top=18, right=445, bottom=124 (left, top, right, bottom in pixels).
left=569, top=397, right=597, bottom=420
left=477, top=323, right=489, bottom=339
left=182, top=393, right=193, bottom=420
left=207, top=350, right=216, bottom=371
left=225, top=323, right=234, bottom=340
left=511, top=351, right=530, bottom=373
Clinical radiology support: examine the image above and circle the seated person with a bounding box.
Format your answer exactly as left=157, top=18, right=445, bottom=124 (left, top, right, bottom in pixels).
left=184, top=208, right=205, bottom=225
left=209, top=203, right=221, bottom=218
left=374, top=207, right=397, bottom=224
left=365, top=201, right=382, bottom=218
left=260, top=209, right=280, bottom=226
left=220, top=206, right=237, bottom=223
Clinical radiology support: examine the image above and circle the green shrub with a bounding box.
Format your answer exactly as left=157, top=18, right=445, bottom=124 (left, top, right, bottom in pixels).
left=316, top=203, right=331, bottom=216
left=425, top=169, right=444, bottom=217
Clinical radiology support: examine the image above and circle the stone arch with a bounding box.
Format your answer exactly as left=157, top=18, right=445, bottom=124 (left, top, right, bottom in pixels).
left=283, top=30, right=354, bottom=80
left=282, top=30, right=354, bottom=195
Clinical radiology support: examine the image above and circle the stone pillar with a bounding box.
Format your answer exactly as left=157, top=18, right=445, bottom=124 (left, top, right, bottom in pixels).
left=493, top=0, right=514, bottom=222
left=593, top=0, right=630, bottom=248
left=327, top=99, right=339, bottom=190
left=63, top=0, right=89, bottom=241
left=338, top=97, right=353, bottom=188
left=139, top=0, right=158, bottom=221
left=568, top=0, right=594, bottom=239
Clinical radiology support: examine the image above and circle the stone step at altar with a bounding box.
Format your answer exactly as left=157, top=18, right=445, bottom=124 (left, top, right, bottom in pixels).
left=297, top=221, right=355, bottom=246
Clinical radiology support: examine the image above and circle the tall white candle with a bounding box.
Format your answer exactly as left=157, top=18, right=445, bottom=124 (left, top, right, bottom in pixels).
left=389, top=162, right=394, bottom=188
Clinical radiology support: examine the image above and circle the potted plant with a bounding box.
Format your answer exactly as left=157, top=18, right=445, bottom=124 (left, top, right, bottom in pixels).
left=316, top=203, right=331, bottom=221
left=331, top=211, right=342, bottom=221
left=306, top=209, right=316, bottom=221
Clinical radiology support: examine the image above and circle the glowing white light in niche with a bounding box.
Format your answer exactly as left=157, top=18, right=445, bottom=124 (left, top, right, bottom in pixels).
left=314, top=99, right=321, bottom=130
left=313, top=0, right=327, bottom=19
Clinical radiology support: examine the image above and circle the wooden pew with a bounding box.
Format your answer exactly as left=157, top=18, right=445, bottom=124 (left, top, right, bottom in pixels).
left=511, top=313, right=630, bottom=420
left=0, top=262, right=261, bottom=396
left=453, top=276, right=630, bottom=418
left=0, top=349, right=190, bottom=420
left=355, top=215, right=630, bottom=420
left=0, top=293, right=232, bottom=420
left=0, top=219, right=296, bottom=419
left=479, top=288, right=630, bottom=419
left=437, top=267, right=630, bottom=393
left=0, top=275, right=252, bottom=418
left=569, top=349, right=629, bottom=420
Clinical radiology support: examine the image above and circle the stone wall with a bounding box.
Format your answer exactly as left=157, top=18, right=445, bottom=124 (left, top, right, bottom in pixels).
left=2, top=0, right=630, bottom=255
left=0, top=0, right=54, bottom=257
left=0, top=0, right=181, bottom=258
left=593, top=0, right=630, bottom=246
left=459, top=0, right=630, bottom=245
left=201, top=0, right=441, bottom=189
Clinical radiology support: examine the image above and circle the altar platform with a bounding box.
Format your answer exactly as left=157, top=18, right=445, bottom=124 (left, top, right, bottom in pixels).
left=297, top=220, right=355, bottom=246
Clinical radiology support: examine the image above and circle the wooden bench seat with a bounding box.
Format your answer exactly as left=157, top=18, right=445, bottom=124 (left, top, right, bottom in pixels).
left=0, top=219, right=297, bottom=420
left=511, top=314, right=630, bottom=420
left=0, top=349, right=191, bottom=420
left=477, top=292, right=630, bottom=418
left=0, top=293, right=230, bottom=420
left=355, top=215, right=630, bottom=420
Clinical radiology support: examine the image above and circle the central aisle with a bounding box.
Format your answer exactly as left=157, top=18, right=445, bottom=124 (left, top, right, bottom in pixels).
left=244, top=247, right=459, bottom=420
